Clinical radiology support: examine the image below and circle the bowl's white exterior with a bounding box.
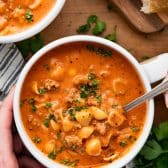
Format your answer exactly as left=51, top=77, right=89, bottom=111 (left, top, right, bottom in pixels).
left=14, top=35, right=154, bottom=168
left=0, top=0, right=65, bottom=43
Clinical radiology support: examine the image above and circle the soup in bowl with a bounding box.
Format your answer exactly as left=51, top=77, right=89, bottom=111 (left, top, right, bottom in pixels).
left=0, top=0, right=65, bottom=43
left=14, top=35, right=168, bottom=168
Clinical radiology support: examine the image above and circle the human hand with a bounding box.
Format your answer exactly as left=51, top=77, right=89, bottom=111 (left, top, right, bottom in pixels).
left=0, top=88, right=44, bottom=168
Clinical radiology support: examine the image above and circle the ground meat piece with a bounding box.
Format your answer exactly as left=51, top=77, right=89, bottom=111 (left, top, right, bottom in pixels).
left=87, top=96, right=99, bottom=106
left=0, top=16, right=7, bottom=30
left=44, top=79, right=59, bottom=91
left=94, top=122, right=106, bottom=135
left=72, top=74, right=88, bottom=85
left=64, top=135, right=82, bottom=147
left=65, top=88, right=79, bottom=103
left=100, top=129, right=118, bottom=147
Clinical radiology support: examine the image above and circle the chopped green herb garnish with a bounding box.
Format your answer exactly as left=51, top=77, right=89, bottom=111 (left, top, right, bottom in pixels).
left=43, top=118, right=50, bottom=128
left=25, top=10, right=33, bottom=22
left=20, top=99, right=27, bottom=107
left=32, top=136, right=41, bottom=144
left=43, top=64, right=50, bottom=71
left=86, top=45, right=112, bottom=57
left=105, top=25, right=117, bottom=42
left=28, top=98, right=35, bottom=105
left=57, top=146, right=65, bottom=154
left=87, top=15, right=98, bottom=24
left=119, top=141, right=127, bottom=147
left=61, top=159, right=79, bottom=167
left=38, top=88, right=46, bottom=95
left=96, top=95, right=102, bottom=103
left=132, top=126, right=140, bottom=132
left=92, top=20, right=106, bottom=35
left=31, top=105, right=37, bottom=112
left=88, top=72, right=96, bottom=80
left=68, top=109, right=76, bottom=121
left=48, top=150, right=56, bottom=160
left=43, top=114, right=55, bottom=128
left=76, top=24, right=90, bottom=33
left=112, top=104, right=119, bottom=108
left=48, top=113, right=55, bottom=120
left=45, top=102, right=52, bottom=109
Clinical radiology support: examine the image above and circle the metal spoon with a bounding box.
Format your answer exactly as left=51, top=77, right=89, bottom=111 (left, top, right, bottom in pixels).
left=124, top=79, right=168, bottom=112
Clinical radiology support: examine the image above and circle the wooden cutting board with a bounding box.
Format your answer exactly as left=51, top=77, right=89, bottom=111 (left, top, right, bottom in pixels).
left=109, top=0, right=168, bottom=33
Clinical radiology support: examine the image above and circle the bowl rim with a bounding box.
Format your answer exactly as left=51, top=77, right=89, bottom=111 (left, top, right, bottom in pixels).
left=0, top=0, right=66, bottom=43
left=13, top=35, right=154, bottom=168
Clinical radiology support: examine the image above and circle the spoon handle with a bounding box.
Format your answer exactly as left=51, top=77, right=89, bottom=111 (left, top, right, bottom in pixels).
left=124, top=79, right=168, bottom=112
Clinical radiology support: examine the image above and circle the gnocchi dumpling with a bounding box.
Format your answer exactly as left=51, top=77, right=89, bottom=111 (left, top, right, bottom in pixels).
left=29, top=0, right=42, bottom=9
left=50, top=120, right=60, bottom=132
left=78, top=126, right=94, bottom=139
left=112, top=78, right=127, bottom=95
left=90, top=107, right=108, bottom=120
left=45, top=140, right=56, bottom=153
left=62, top=118, right=74, bottom=132
left=50, top=65, right=65, bottom=81
left=31, top=81, right=39, bottom=94
left=108, top=108, right=126, bottom=127
left=86, top=137, right=102, bottom=156
left=75, top=110, right=92, bottom=126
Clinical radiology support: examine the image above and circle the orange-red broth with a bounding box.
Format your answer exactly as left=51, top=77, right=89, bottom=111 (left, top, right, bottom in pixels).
left=20, top=42, right=146, bottom=167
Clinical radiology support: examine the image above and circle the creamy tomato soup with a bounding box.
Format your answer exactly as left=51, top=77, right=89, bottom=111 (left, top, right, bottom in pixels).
left=20, top=42, right=146, bottom=167
left=0, top=0, right=54, bottom=35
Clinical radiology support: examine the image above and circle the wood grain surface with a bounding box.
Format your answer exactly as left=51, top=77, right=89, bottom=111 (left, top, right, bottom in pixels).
left=41, top=0, right=168, bottom=124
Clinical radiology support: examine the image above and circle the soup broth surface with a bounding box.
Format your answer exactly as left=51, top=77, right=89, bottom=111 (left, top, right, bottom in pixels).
left=20, top=42, right=146, bottom=167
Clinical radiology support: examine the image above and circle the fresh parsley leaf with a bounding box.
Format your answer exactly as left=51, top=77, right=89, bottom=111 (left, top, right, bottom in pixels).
left=96, top=95, right=101, bottom=103
left=38, top=87, right=46, bottom=95
left=92, top=20, right=106, bottom=35
left=61, top=159, right=79, bottom=167
left=87, top=15, right=98, bottom=24
left=140, top=140, right=164, bottom=160
left=25, top=10, right=33, bottom=22
left=32, top=136, right=41, bottom=144
left=105, top=25, right=117, bottom=42
left=48, top=150, right=56, bottom=160
left=45, top=102, right=52, bottom=109
left=43, top=118, right=50, bottom=128
left=17, top=39, right=30, bottom=57
left=31, top=105, right=37, bottom=112
left=76, top=24, right=90, bottom=33
left=119, top=141, right=127, bottom=147
left=30, top=34, right=44, bottom=53
left=156, top=153, right=168, bottom=168
left=153, top=122, right=168, bottom=141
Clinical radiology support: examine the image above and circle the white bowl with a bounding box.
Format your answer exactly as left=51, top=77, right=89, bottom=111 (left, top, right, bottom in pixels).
left=0, top=0, right=66, bottom=43
left=14, top=35, right=168, bottom=168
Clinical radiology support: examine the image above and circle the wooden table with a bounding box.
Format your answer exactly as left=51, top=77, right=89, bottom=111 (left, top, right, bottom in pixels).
left=42, top=0, right=168, bottom=124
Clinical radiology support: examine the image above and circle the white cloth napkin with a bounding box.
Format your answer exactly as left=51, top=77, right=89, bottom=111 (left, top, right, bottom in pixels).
left=0, top=44, right=25, bottom=101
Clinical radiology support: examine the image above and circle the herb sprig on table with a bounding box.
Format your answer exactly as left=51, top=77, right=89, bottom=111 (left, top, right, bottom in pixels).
left=17, top=34, right=44, bottom=57
left=76, top=15, right=117, bottom=42
left=133, top=121, right=168, bottom=168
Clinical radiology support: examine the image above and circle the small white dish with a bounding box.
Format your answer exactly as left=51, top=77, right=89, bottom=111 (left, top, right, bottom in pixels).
left=0, top=0, right=66, bottom=43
